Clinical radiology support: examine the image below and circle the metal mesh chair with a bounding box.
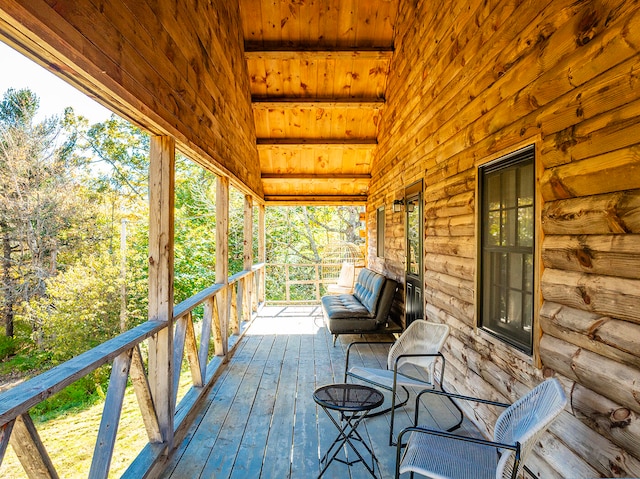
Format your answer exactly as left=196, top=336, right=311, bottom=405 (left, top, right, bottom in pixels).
left=344, top=320, right=462, bottom=445
left=395, top=378, right=568, bottom=479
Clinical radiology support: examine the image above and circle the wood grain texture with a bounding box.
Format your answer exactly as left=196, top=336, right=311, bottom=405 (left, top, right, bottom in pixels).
left=0, top=0, right=262, bottom=199
left=239, top=0, right=399, bottom=202
left=366, top=0, right=640, bottom=475
left=10, top=414, right=58, bottom=479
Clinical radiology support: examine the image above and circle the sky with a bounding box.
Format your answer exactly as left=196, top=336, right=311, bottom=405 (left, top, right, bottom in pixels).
left=0, top=41, right=112, bottom=124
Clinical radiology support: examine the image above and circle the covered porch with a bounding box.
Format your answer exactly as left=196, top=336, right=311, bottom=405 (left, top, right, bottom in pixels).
left=159, top=305, right=473, bottom=479
left=0, top=0, right=639, bottom=478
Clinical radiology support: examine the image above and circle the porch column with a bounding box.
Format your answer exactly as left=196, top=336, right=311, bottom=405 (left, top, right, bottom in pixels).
left=243, top=195, right=253, bottom=323
left=216, top=176, right=229, bottom=356
left=147, top=136, right=175, bottom=447
left=243, top=195, right=253, bottom=270
left=258, top=203, right=265, bottom=304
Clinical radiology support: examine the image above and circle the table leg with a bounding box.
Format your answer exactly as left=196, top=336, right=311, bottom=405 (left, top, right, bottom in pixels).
left=318, top=408, right=379, bottom=479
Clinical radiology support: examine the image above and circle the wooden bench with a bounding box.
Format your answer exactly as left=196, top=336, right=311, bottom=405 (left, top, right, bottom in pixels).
left=321, top=268, right=400, bottom=346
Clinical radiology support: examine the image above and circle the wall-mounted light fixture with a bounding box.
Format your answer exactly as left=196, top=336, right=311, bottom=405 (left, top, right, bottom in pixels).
left=393, top=199, right=404, bottom=213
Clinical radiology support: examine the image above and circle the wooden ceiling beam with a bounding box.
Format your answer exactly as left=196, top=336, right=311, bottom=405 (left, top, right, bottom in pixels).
left=262, top=174, right=371, bottom=180
left=251, top=98, right=385, bottom=109
left=256, top=138, right=377, bottom=145
left=256, top=138, right=377, bottom=149
left=245, top=48, right=393, bottom=61
left=265, top=195, right=367, bottom=205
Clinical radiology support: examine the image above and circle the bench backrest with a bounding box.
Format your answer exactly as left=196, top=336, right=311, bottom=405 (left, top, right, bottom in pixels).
left=353, top=268, right=398, bottom=324
left=353, top=268, right=386, bottom=315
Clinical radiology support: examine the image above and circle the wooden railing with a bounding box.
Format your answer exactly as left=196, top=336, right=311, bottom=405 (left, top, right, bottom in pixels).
left=265, top=262, right=347, bottom=304
left=0, top=263, right=265, bottom=479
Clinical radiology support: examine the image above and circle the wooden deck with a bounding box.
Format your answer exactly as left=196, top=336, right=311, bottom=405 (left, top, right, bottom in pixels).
left=160, top=306, right=479, bottom=479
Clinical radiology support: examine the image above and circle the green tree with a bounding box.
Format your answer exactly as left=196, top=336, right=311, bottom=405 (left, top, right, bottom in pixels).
left=0, top=88, right=77, bottom=339
left=35, top=252, right=122, bottom=361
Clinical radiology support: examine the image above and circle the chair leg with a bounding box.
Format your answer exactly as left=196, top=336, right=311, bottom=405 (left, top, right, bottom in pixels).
left=445, top=390, right=464, bottom=432
left=333, top=334, right=338, bottom=347
left=389, top=386, right=410, bottom=446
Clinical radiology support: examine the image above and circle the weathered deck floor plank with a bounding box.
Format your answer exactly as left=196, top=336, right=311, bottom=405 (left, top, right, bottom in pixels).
left=160, top=306, right=480, bottom=479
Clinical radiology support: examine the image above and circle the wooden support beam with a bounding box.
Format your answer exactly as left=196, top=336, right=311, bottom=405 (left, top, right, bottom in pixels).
left=89, top=350, right=132, bottom=479
left=258, top=204, right=265, bottom=305
left=129, top=345, right=162, bottom=444
left=243, top=195, right=253, bottom=271
left=265, top=195, right=367, bottom=205
left=0, top=419, right=14, bottom=466
left=262, top=174, right=371, bottom=180
left=256, top=138, right=377, bottom=149
left=207, top=296, right=224, bottom=357
left=244, top=48, right=394, bottom=61
left=198, top=298, right=213, bottom=377
left=183, top=314, right=202, bottom=387
left=240, top=195, right=253, bottom=329
left=258, top=204, right=265, bottom=264
left=215, top=176, right=229, bottom=356
left=10, top=414, right=58, bottom=479
left=147, top=135, right=175, bottom=448
left=251, top=98, right=385, bottom=109
left=230, top=283, right=239, bottom=335
left=172, top=315, right=188, bottom=407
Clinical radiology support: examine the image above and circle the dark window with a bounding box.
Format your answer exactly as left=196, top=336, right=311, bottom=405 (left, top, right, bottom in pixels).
left=479, top=146, right=535, bottom=354
left=377, top=206, right=385, bottom=257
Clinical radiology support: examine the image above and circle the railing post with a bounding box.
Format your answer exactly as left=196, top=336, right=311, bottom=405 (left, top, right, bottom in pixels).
left=147, top=135, right=175, bottom=449
left=216, top=176, right=229, bottom=356
left=285, top=264, right=290, bottom=302
left=242, top=195, right=253, bottom=328
left=258, top=204, right=265, bottom=304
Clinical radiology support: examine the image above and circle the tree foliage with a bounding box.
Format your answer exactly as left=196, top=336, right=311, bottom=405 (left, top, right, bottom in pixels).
left=0, top=88, right=80, bottom=339
left=0, top=87, right=364, bottom=388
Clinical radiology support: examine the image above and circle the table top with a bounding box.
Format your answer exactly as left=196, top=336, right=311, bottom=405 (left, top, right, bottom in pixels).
left=314, top=384, right=384, bottom=412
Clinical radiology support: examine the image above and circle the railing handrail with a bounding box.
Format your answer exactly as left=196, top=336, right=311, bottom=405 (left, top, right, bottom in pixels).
left=0, top=263, right=267, bottom=479
left=0, top=320, right=164, bottom=424
left=264, top=261, right=353, bottom=303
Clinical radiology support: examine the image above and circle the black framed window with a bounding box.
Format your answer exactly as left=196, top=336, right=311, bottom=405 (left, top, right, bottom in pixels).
left=479, top=146, right=535, bottom=354
left=376, top=206, right=385, bottom=257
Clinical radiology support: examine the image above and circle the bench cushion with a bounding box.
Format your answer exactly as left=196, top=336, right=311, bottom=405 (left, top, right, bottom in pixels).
left=321, top=294, right=374, bottom=320
left=352, top=269, right=385, bottom=316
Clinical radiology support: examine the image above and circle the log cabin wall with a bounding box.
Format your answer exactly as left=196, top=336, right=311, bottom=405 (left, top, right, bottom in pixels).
left=0, top=0, right=263, bottom=198
left=369, top=0, right=640, bottom=476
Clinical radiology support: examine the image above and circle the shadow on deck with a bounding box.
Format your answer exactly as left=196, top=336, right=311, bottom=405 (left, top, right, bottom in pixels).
left=160, top=306, right=479, bottom=479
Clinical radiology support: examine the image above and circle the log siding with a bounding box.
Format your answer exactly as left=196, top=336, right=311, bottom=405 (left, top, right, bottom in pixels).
left=369, top=0, right=640, bottom=476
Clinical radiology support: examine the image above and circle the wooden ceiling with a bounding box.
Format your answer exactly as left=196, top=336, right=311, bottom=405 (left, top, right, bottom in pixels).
left=238, top=0, right=400, bottom=204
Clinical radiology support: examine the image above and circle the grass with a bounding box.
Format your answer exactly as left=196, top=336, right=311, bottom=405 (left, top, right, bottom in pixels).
left=0, top=362, right=195, bottom=478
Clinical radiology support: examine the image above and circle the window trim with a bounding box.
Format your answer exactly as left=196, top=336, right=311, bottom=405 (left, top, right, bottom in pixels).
left=475, top=140, right=542, bottom=363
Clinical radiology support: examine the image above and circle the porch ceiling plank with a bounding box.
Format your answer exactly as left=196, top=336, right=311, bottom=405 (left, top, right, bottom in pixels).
left=261, top=177, right=369, bottom=193
left=256, top=138, right=377, bottom=146
left=261, top=173, right=371, bottom=180
left=244, top=48, right=394, bottom=60
left=257, top=145, right=375, bottom=176
left=264, top=195, right=367, bottom=205
left=254, top=108, right=380, bottom=139
left=238, top=0, right=399, bottom=202
left=250, top=98, right=386, bottom=109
